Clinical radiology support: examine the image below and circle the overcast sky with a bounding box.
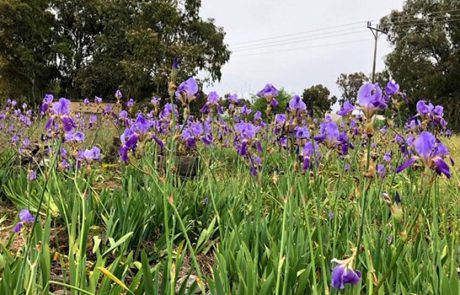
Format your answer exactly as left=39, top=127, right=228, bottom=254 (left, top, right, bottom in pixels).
left=199, top=0, right=404, bottom=108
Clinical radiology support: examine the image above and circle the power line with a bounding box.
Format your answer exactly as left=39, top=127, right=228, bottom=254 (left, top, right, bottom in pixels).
left=229, top=12, right=460, bottom=50
left=231, top=27, right=367, bottom=50
left=230, top=17, right=460, bottom=53
left=231, top=29, right=368, bottom=52
left=230, top=19, right=377, bottom=46
left=231, top=39, right=371, bottom=58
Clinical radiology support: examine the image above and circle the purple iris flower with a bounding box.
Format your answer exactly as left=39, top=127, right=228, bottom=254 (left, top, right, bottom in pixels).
left=126, top=98, right=135, bottom=108
left=315, top=120, right=339, bottom=147
left=228, top=94, right=240, bottom=105
left=257, top=83, right=279, bottom=100
left=337, top=101, right=355, bottom=117
left=131, top=113, right=151, bottom=135
left=315, top=119, right=351, bottom=155
left=119, top=110, right=128, bottom=120
left=103, top=104, right=113, bottom=115
left=181, top=121, right=212, bottom=149
left=295, top=126, right=310, bottom=139
left=151, top=96, right=160, bottom=106
left=301, top=141, right=320, bottom=170
left=28, top=170, right=37, bottom=181
left=65, top=131, right=85, bottom=143
left=235, top=122, right=259, bottom=141
left=78, top=147, right=101, bottom=163
left=160, top=103, right=177, bottom=121
left=377, top=164, right=386, bottom=177
left=240, top=105, right=252, bottom=116
left=200, top=91, right=221, bottom=114
left=416, top=100, right=434, bottom=116
left=119, top=128, right=139, bottom=162
left=275, top=114, right=287, bottom=126
left=45, top=98, right=76, bottom=133
left=357, top=83, right=386, bottom=118
left=88, top=114, right=97, bottom=128
left=383, top=152, right=392, bottom=163
left=13, top=209, right=35, bottom=233
left=288, top=95, right=306, bottom=112
left=83, top=98, right=90, bottom=105
left=172, top=56, right=180, bottom=69
left=115, top=90, right=123, bottom=99
left=176, top=78, right=199, bottom=104
left=385, top=80, right=400, bottom=96
left=52, top=98, right=71, bottom=115
left=396, top=131, right=451, bottom=178
left=234, top=121, right=260, bottom=156
left=331, top=263, right=361, bottom=289
left=253, top=111, right=264, bottom=124
left=11, top=135, right=19, bottom=145
left=95, top=96, right=102, bottom=104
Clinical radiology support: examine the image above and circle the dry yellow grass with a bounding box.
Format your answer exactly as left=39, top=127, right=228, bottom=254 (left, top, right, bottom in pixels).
left=444, top=135, right=460, bottom=165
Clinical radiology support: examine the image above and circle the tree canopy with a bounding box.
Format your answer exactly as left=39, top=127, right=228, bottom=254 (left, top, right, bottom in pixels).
left=0, top=0, right=230, bottom=103
left=381, top=0, right=460, bottom=130
left=302, top=84, right=336, bottom=118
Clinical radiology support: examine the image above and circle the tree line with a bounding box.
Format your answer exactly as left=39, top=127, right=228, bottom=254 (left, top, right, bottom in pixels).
left=0, top=0, right=230, bottom=102
left=1, top=0, right=460, bottom=129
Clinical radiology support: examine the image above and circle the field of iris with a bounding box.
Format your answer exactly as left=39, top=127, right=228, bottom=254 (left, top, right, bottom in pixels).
left=0, top=77, right=459, bottom=294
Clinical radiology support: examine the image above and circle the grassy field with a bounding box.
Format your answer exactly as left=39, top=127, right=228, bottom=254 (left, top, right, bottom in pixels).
left=0, top=95, right=459, bottom=294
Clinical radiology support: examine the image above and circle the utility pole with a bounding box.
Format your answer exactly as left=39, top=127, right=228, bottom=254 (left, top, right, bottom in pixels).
left=367, top=21, right=388, bottom=83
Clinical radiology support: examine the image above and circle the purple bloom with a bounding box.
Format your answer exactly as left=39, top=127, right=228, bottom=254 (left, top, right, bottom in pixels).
left=12, top=222, right=23, bottom=233
left=337, top=101, right=355, bottom=117
left=40, top=94, right=54, bottom=113
left=377, top=164, right=386, bottom=177
left=119, top=110, right=128, bottom=120
left=234, top=121, right=260, bottom=156
left=235, top=122, right=259, bottom=141
left=331, top=264, right=361, bottom=289
left=228, top=94, right=239, bottom=104
left=357, top=83, right=386, bottom=118
left=13, top=209, right=35, bottom=233
left=151, top=96, right=160, bottom=106
left=28, top=170, right=37, bottom=181
left=275, top=114, right=287, bottom=126
left=301, top=141, right=320, bottom=170
left=315, top=120, right=339, bottom=147
left=172, top=56, right=181, bottom=70
left=200, top=91, right=221, bottom=114
left=240, top=105, right=252, bottom=116
left=126, top=98, right=135, bottom=108
left=257, top=83, right=279, bottom=100
left=383, top=152, right=392, bottom=163
left=181, top=121, right=212, bottom=149
left=78, top=147, right=101, bottom=163
left=89, top=114, right=97, bottom=127
left=416, top=100, right=434, bottom=116
left=396, top=131, right=451, bottom=178
left=52, top=98, right=71, bottom=116
left=176, top=78, right=199, bottom=104
left=95, top=96, right=102, bottom=104
left=83, top=98, right=90, bottom=105
left=385, top=80, right=400, bottom=96
left=288, top=95, right=306, bottom=112
left=65, top=131, right=85, bottom=143
left=19, top=209, right=35, bottom=223
left=115, top=90, right=123, bottom=99
left=295, top=126, right=310, bottom=139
